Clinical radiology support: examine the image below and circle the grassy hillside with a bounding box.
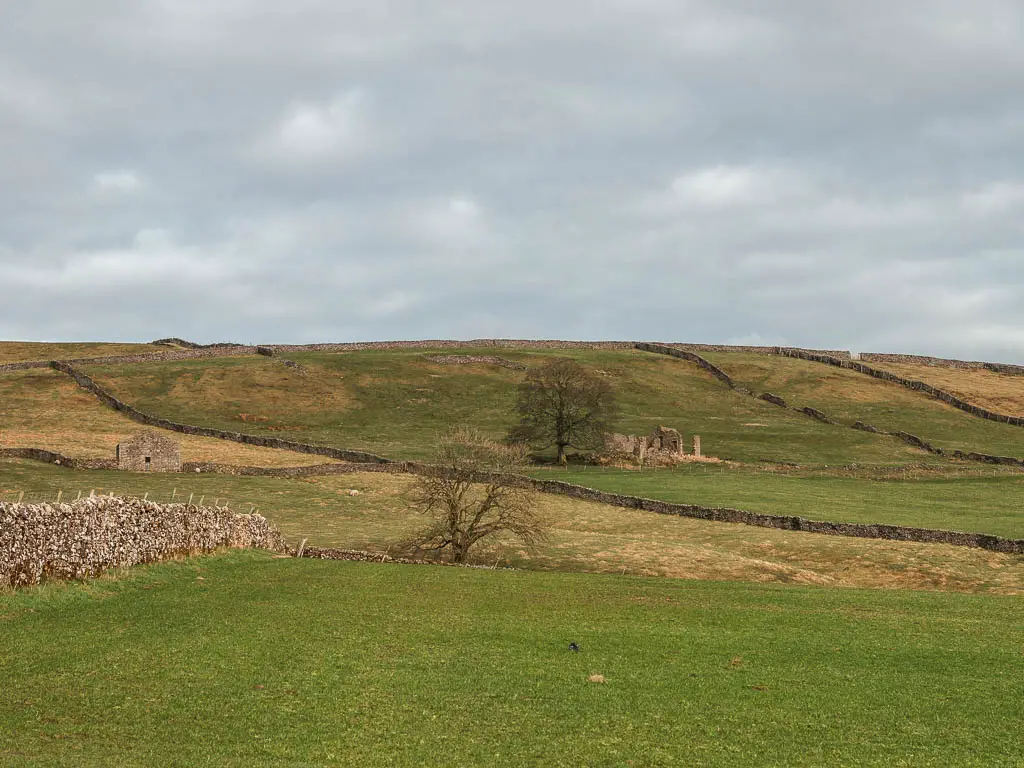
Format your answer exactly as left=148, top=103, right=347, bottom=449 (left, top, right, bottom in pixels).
left=79, top=348, right=944, bottom=466
left=700, top=351, right=1024, bottom=458
left=0, top=341, right=164, bottom=363
left=1, top=552, right=1021, bottom=767
left=2, top=460, right=1021, bottom=590
left=0, top=369, right=337, bottom=467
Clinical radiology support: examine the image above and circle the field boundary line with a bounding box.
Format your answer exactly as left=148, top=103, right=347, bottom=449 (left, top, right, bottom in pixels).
left=5, top=446, right=1023, bottom=554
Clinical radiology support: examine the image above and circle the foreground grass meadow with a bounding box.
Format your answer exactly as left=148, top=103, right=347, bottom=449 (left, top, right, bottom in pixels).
left=2, top=551, right=1022, bottom=767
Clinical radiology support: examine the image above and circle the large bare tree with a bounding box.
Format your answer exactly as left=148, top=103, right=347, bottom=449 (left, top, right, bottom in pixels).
left=509, top=358, right=618, bottom=464
left=405, top=428, right=547, bottom=564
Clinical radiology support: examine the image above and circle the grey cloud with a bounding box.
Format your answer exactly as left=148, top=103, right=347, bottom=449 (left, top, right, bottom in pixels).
left=2, top=1, right=1024, bottom=360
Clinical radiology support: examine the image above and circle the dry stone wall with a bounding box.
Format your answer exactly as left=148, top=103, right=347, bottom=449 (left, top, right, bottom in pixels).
left=634, top=343, right=736, bottom=387
left=1, top=496, right=286, bottom=587
left=0, top=348, right=259, bottom=375
left=669, top=343, right=854, bottom=358
left=266, top=339, right=638, bottom=353
left=862, top=352, right=1024, bottom=375
left=0, top=361, right=52, bottom=373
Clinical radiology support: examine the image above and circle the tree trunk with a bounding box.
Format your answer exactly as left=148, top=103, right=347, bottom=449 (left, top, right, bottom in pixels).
left=557, top=443, right=567, bottom=466
left=451, top=541, right=469, bottom=563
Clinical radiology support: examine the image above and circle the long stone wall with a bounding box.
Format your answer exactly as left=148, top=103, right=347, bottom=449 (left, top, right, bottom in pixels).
left=266, top=339, right=638, bottom=353
left=634, top=343, right=736, bottom=387
left=0, top=360, right=52, bottom=373
left=1, top=495, right=286, bottom=587
left=0, top=348, right=260, bottom=374
left=50, top=361, right=390, bottom=464
left=670, top=343, right=854, bottom=358
left=861, top=352, right=1024, bottom=375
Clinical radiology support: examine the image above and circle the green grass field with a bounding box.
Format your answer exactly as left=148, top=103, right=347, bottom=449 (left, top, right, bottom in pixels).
left=1, top=552, right=1021, bottom=767
left=528, top=464, right=1024, bottom=539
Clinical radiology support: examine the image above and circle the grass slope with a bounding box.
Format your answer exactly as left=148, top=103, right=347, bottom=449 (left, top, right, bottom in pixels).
left=1, top=552, right=1021, bottom=767
left=874, top=361, right=1024, bottom=416
left=80, top=348, right=940, bottom=466
left=701, top=352, right=1024, bottom=458
left=0, top=369, right=338, bottom=467
left=2, top=460, right=1021, bottom=592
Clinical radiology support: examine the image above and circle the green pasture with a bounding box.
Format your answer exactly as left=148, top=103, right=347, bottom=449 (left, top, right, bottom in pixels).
left=528, top=464, right=1024, bottom=539
left=1, top=552, right=1021, bottom=767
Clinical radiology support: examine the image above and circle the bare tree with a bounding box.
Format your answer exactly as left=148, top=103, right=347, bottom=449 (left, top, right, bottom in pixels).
left=405, top=428, right=547, bottom=564
left=509, top=358, right=618, bottom=464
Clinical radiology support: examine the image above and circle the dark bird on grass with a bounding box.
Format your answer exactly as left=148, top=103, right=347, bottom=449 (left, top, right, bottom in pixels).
left=569, top=642, right=581, bottom=653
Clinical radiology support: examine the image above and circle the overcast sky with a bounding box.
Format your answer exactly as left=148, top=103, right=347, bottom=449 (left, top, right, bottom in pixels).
left=3, top=2, right=1024, bottom=360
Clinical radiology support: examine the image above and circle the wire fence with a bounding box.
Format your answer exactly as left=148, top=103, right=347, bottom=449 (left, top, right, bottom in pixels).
left=0, top=487, right=261, bottom=513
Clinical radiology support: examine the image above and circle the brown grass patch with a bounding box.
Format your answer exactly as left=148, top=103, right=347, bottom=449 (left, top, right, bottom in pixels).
left=878, top=363, right=1024, bottom=416
left=0, top=370, right=341, bottom=468
left=161, top=360, right=352, bottom=415
left=237, top=413, right=270, bottom=423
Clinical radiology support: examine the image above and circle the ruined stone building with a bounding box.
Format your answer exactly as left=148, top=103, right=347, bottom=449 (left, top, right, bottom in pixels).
left=116, top=431, right=181, bottom=472
left=604, top=426, right=699, bottom=464
left=646, top=426, right=683, bottom=455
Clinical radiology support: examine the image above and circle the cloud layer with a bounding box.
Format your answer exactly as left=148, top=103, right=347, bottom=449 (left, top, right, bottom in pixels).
left=3, top=1, right=1024, bottom=360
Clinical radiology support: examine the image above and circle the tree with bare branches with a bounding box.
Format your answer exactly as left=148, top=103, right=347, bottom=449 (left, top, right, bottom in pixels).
left=404, top=428, right=547, bottom=564
left=509, top=358, right=618, bottom=464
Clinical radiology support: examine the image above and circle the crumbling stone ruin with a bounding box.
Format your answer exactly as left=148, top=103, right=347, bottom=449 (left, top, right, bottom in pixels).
left=116, top=430, right=181, bottom=472
left=603, top=426, right=698, bottom=466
